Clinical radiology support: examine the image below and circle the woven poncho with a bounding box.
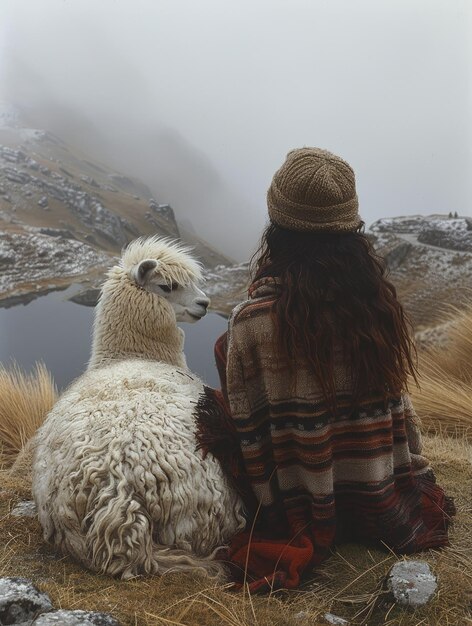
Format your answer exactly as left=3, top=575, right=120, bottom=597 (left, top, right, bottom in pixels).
left=196, top=277, right=454, bottom=592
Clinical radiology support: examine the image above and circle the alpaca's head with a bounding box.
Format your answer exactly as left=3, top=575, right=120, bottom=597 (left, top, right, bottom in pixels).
left=120, top=237, right=209, bottom=323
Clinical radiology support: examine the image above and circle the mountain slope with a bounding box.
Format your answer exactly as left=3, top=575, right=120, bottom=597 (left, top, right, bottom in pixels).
left=370, top=215, right=472, bottom=330
left=0, top=104, right=232, bottom=304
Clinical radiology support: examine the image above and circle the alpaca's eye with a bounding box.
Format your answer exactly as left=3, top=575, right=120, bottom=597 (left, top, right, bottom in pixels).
left=159, top=283, right=179, bottom=293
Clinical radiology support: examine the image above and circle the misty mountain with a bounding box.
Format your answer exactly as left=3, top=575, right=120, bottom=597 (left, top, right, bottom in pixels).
left=14, top=99, right=261, bottom=261
left=0, top=104, right=232, bottom=305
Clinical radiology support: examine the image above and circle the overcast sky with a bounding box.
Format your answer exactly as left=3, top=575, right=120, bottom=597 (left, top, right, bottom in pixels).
left=1, top=0, right=471, bottom=259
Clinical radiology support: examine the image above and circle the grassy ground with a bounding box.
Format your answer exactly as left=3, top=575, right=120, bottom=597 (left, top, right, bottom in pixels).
left=1, top=306, right=471, bottom=625
left=0, top=432, right=470, bottom=626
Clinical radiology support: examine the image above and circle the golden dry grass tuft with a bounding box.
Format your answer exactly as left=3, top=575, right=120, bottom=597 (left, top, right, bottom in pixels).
left=0, top=314, right=471, bottom=624
left=0, top=362, right=57, bottom=468
left=421, top=304, right=472, bottom=383
left=0, top=432, right=470, bottom=626
left=413, top=304, right=472, bottom=438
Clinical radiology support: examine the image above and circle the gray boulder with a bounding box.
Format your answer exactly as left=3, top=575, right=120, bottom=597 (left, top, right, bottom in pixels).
left=386, top=560, right=437, bottom=608
left=0, top=577, right=52, bottom=624
left=33, top=609, right=121, bottom=625
left=10, top=501, right=37, bottom=518
left=323, top=613, right=349, bottom=625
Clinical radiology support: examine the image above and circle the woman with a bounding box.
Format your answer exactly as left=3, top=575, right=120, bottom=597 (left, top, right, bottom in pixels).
left=198, top=147, right=454, bottom=592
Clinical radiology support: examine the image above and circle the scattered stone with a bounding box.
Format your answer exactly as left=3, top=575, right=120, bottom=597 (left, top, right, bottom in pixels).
left=0, top=230, right=110, bottom=301
left=2, top=167, right=31, bottom=184
left=38, top=196, right=49, bottom=209
left=1, top=146, right=26, bottom=164
left=149, top=200, right=176, bottom=221
left=68, top=287, right=101, bottom=307
left=386, top=560, right=437, bottom=609
left=33, top=609, right=121, bottom=625
left=38, top=227, right=76, bottom=240
left=0, top=577, right=52, bottom=624
left=11, top=500, right=37, bottom=517
left=26, top=158, right=39, bottom=171
left=323, top=613, right=349, bottom=625
left=80, top=175, right=99, bottom=188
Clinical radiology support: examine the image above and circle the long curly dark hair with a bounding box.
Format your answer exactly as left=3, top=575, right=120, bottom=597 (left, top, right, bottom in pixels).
left=251, top=222, right=418, bottom=411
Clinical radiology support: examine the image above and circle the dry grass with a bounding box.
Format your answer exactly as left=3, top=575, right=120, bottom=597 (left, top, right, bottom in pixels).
left=0, top=310, right=471, bottom=624
left=0, top=362, right=57, bottom=468
left=0, top=432, right=470, bottom=626
left=413, top=304, right=472, bottom=439
left=420, top=304, right=472, bottom=383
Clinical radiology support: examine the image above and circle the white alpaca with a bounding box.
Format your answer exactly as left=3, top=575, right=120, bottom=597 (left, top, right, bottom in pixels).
left=32, top=237, right=245, bottom=579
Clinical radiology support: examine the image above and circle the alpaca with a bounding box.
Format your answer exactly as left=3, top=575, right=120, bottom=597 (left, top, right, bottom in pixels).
left=32, top=237, right=245, bottom=579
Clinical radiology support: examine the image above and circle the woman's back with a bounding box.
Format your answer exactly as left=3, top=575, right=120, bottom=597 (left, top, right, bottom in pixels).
left=210, top=148, right=454, bottom=591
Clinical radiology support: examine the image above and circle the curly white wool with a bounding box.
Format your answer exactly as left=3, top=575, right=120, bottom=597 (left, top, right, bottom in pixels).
left=32, top=237, right=245, bottom=579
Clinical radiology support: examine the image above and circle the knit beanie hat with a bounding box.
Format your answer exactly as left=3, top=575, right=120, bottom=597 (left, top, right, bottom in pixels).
left=267, top=147, right=362, bottom=232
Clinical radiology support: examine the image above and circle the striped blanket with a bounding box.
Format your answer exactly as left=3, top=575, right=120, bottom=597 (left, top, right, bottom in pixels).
left=196, top=277, right=455, bottom=592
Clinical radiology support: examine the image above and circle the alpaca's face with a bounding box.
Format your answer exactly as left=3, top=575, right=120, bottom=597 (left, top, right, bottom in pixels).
left=132, top=258, right=210, bottom=323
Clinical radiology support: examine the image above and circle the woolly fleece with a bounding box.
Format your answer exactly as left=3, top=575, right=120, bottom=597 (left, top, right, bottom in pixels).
left=32, top=237, right=245, bottom=579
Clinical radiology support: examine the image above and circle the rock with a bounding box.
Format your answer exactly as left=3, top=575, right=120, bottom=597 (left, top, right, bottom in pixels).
left=38, top=196, right=49, bottom=209
left=11, top=501, right=37, bottom=517
left=323, top=613, right=349, bottom=625
left=26, top=158, right=39, bottom=171
left=149, top=200, right=176, bottom=222
left=1, top=147, right=26, bottom=164
left=2, top=167, right=30, bottom=184
left=68, top=287, right=101, bottom=307
left=33, top=609, right=121, bottom=625
left=80, top=175, right=99, bottom=188
left=38, top=228, right=76, bottom=240
left=0, top=230, right=110, bottom=301
left=370, top=216, right=426, bottom=234
left=386, top=560, right=437, bottom=609
left=383, top=241, right=412, bottom=269
left=0, top=577, right=52, bottom=624
left=418, top=228, right=472, bottom=252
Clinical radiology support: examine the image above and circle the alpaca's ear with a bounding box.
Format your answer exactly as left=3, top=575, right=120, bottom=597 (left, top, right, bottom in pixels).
left=133, top=259, right=159, bottom=286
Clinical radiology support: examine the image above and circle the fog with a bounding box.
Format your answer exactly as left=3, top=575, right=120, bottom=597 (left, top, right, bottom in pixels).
left=1, top=0, right=471, bottom=260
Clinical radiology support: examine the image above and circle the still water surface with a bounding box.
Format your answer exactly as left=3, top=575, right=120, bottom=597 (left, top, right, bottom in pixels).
left=0, top=287, right=228, bottom=389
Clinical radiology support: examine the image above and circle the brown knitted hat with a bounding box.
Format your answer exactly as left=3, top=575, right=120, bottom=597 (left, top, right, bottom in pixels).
left=267, top=147, right=362, bottom=232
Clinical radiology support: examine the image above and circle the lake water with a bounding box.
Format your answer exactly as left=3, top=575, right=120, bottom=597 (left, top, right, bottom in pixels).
left=0, top=287, right=228, bottom=389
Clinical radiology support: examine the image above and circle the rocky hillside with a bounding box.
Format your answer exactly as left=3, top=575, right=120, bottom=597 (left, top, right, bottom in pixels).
left=370, top=215, right=472, bottom=330
left=0, top=104, right=231, bottom=305
left=205, top=215, right=472, bottom=327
